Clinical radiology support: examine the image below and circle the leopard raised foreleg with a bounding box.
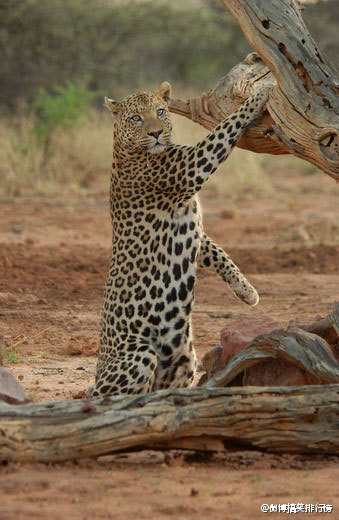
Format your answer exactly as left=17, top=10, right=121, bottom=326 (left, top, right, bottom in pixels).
left=198, top=232, right=259, bottom=306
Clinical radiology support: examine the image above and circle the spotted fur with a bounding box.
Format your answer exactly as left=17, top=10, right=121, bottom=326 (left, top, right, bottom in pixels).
left=91, top=82, right=270, bottom=397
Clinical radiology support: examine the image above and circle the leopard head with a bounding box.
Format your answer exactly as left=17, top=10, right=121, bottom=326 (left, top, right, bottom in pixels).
left=105, top=82, right=172, bottom=155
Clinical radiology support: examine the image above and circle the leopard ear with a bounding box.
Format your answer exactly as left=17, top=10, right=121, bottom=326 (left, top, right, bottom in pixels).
left=157, top=81, right=171, bottom=104
left=104, top=97, right=123, bottom=116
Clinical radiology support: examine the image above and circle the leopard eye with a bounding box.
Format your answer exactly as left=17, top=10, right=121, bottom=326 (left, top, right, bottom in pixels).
left=157, top=108, right=166, bottom=117
left=130, top=114, right=142, bottom=123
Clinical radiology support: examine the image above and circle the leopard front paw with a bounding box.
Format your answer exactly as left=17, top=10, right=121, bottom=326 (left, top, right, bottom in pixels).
left=251, top=83, right=273, bottom=112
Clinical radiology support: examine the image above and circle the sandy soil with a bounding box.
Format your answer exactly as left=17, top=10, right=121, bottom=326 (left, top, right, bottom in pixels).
left=0, top=167, right=338, bottom=519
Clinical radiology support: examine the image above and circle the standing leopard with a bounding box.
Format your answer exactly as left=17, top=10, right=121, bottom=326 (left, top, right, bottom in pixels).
left=91, top=81, right=271, bottom=397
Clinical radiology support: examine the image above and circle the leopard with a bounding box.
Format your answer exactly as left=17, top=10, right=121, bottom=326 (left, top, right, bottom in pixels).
left=90, top=81, right=271, bottom=397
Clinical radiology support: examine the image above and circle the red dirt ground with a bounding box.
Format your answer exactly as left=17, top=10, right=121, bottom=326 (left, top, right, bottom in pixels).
left=0, top=166, right=338, bottom=519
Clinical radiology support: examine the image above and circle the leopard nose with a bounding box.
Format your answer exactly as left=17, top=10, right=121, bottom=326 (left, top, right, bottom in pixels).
left=148, top=130, right=162, bottom=139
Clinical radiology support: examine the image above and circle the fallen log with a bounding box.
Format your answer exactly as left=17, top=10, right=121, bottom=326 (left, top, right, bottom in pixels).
left=169, top=0, right=339, bottom=180
left=0, top=385, right=338, bottom=462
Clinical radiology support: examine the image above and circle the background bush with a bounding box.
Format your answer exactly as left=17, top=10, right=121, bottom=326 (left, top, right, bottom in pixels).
left=1, top=0, right=336, bottom=109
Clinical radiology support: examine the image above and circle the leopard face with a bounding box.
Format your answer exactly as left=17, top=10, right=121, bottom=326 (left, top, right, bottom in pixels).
left=105, top=82, right=173, bottom=154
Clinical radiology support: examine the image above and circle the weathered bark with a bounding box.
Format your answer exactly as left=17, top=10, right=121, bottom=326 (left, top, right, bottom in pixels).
left=169, top=0, right=339, bottom=180
left=330, top=301, right=339, bottom=336
left=169, top=53, right=280, bottom=154
left=0, top=385, right=338, bottom=462
left=291, top=301, right=339, bottom=349
left=206, top=327, right=339, bottom=389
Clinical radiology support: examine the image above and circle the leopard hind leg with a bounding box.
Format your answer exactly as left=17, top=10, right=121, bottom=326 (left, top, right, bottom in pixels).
left=90, top=343, right=158, bottom=397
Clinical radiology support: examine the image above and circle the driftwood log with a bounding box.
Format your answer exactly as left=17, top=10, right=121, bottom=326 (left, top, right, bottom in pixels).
left=0, top=385, right=338, bottom=462
left=169, top=0, right=339, bottom=180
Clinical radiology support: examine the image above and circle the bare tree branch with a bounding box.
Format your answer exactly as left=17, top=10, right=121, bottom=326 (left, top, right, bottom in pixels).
left=169, top=0, right=339, bottom=180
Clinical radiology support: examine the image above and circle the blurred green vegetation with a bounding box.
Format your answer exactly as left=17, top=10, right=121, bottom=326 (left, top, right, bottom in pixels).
left=33, top=80, right=100, bottom=164
left=1, top=0, right=336, bottom=110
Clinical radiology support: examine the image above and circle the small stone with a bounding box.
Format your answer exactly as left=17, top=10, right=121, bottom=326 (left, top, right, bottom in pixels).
left=11, top=225, right=22, bottom=234
left=66, top=343, right=83, bottom=355
left=293, top=226, right=311, bottom=242
left=220, top=316, right=281, bottom=364
left=164, top=453, right=185, bottom=467
left=0, top=367, right=29, bottom=404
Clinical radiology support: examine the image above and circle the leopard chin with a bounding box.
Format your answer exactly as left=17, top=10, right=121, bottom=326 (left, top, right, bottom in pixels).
left=148, top=143, right=166, bottom=154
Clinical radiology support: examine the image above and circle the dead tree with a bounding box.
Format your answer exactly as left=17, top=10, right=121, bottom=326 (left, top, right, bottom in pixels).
left=169, top=0, right=338, bottom=181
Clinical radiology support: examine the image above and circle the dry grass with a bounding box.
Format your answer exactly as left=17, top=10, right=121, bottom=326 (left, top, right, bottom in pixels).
left=1, top=113, right=42, bottom=198
left=0, top=111, right=111, bottom=198
left=0, top=109, right=318, bottom=200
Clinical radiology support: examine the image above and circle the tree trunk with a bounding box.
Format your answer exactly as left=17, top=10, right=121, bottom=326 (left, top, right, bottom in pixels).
left=0, top=385, right=338, bottom=462
left=169, top=0, right=338, bottom=181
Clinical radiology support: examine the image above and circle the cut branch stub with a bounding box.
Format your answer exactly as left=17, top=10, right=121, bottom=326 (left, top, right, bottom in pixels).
left=169, top=0, right=339, bottom=180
